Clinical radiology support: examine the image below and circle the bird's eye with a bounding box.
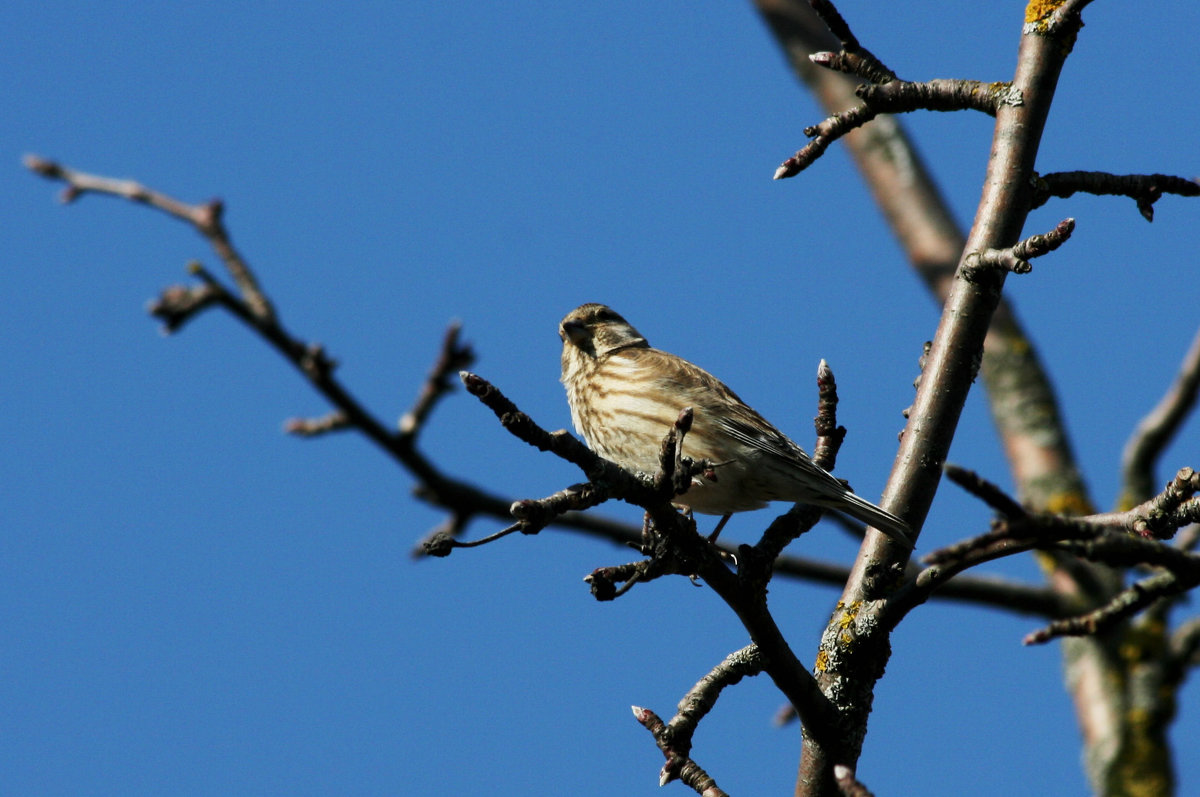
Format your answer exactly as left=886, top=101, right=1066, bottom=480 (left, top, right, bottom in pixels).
left=593, top=308, right=616, bottom=322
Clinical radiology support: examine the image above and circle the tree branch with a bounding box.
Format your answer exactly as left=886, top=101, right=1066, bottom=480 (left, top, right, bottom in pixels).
left=786, top=1, right=1089, bottom=789
left=632, top=706, right=728, bottom=796
left=1023, top=571, right=1193, bottom=645
left=1031, top=171, right=1200, bottom=222
left=773, top=78, right=1021, bottom=180
left=1121, top=326, right=1200, bottom=506
left=25, top=154, right=275, bottom=320
left=638, top=645, right=765, bottom=789
left=459, top=370, right=845, bottom=742
left=961, top=218, right=1075, bottom=276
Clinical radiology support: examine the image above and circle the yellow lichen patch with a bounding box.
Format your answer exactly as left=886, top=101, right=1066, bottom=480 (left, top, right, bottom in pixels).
left=815, top=649, right=830, bottom=673
left=986, top=82, right=1024, bottom=109
left=1044, top=491, right=1094, bottom=517
left=1112, top=707, right=1172, bottom=797
left=1025, top=0, right=1062, bottom=24
left=1114, top=488, right=1142, bottom=513
left=838, top=601, right=863, bottom=645
left=1120, top=617, right=1167, bottom=664
left=1002, top=331, right=1031, bottom=356
left=1032, top=550, right=1060, bottom=579
left=839, top=601, right=862, bottom=630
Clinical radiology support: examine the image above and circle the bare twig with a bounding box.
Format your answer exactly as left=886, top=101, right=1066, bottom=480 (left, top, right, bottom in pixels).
left=146, top=264, right=223, bottom=332
left=942, top=464, right=1027, bottom=517
left=1023, top=571, right=1189, bottom=645
left=25, top=154, right=274, bottom=319
left=806, top=0, right=896, bottom=85
left=930, top=468, right=1200, bottom=560
left=810, top=359, right=846, bottom=471
left=1089, top=467, right=1200, bottom=540
left=833, top=764, right=875, bottom=797
left=773, top=79, right=1019, bottom=180
left=962, top=218, right=1075, bottom=276
left=752, top=360, right=846, bottom=563
left=398, top=322, right=475, bottom=440
left=631, top=706, right=728, bottom=796
left=856, top=79, right=1022, bottom=115
left=422, top=521, right=523, bottom=557
left=889, top=470, right=1200, bottom=638
left=771, top=0, right=1024, bottom=181
left=1121, top=326, right=1200, bottom=505
left=587, top=558, right=667, bottom=600
left=284, top=411, right=351, bottom=437
left=662, top=646, right=765, bottom=766
left=1030, top=171, right=1200, bottom=222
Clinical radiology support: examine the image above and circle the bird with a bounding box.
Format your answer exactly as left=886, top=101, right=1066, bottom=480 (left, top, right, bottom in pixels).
left=558, top=303, right=913, bottom=546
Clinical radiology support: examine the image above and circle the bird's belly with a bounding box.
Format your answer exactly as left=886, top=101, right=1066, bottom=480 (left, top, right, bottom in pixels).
left=673, top=459, right=772, bottom=515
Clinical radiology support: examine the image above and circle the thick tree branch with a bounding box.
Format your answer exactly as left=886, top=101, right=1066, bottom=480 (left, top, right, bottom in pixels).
left=785, top=2, right=1087, bottom=791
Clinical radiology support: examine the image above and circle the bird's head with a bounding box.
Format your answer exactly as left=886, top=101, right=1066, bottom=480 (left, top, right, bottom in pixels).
left=559, top=303, right=649, bottom=359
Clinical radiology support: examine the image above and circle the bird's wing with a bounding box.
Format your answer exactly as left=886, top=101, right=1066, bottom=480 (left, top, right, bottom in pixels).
left=715, top=411, right=817, bottom=469
left=633, top=350, right=833, bottom=476
left=620, top=347, right=838, bottom=481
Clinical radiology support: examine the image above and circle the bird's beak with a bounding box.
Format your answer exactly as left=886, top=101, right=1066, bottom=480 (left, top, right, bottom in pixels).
left=560, top=320, right=589, bottom=346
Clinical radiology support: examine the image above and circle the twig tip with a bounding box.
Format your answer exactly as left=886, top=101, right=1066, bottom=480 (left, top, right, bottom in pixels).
left=23, top=153, right=55, bottom=175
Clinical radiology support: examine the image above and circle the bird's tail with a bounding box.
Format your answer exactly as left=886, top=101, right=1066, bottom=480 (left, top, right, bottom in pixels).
left=820, top=491, right=914, bottom=548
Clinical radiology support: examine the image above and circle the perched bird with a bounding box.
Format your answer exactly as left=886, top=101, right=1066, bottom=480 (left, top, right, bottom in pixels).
left=558, top=303, right=913, bottom=546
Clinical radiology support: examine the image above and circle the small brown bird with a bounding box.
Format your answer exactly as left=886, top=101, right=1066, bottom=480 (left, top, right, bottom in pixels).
left=558, top=303, right=913, bottom=546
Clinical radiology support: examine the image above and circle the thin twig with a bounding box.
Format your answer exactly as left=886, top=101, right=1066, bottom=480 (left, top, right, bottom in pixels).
left=833, top=764, right=875, bottom=797
left=398, top=322, right=475, bottom=440
left=807, top=0, right=896, bottom=84
left=1030, top=171, right=1200, bottom=221
left=774, top=79, right=1021, bottom=180
left=284, top=411, right=351, bottom=437
left=1023, top=571, right=1189, bottom=645
left=961, top=218, right=1075, bottom=276
left=26, top=156, right=683, bottom=554
left=631, top=706, right=728, bottom=796
left=25, top=154, right=274, bottom=319
left=663, top=646, right=765, bottom=764
left=1121, top=326, right=1200, bottom=505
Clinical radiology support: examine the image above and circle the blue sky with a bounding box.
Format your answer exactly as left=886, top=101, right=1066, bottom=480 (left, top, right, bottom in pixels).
left=5, top=3, right=1200, bottom=794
